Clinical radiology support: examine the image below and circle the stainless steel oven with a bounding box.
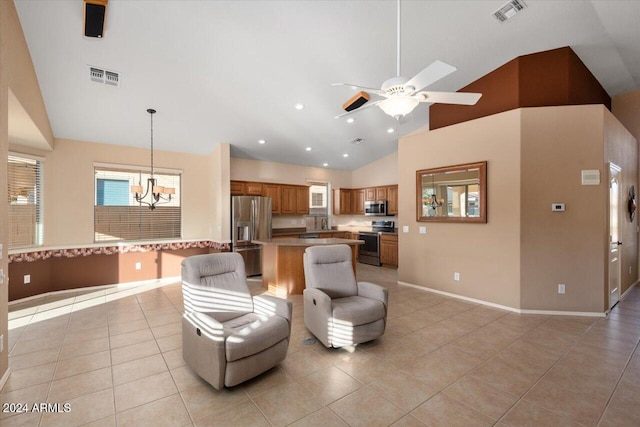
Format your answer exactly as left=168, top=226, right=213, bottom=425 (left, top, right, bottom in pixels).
left=357, top=220, right=395, bottom=266
left=358, top=231, right=380, bottom=266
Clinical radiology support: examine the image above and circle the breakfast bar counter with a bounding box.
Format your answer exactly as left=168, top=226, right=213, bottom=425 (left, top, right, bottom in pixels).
left=253, top=238, right=363, bottom=296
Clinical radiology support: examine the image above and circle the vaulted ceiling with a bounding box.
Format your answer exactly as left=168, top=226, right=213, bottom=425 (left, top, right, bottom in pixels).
left=15, top=0, right=640, bottom=170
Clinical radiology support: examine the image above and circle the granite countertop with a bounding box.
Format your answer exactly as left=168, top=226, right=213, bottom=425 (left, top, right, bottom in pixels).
left=253, top=238, right=364, bottom=247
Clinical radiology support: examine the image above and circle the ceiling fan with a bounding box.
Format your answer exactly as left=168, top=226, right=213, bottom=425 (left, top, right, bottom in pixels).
left=333, top=0, right=482, bottom=120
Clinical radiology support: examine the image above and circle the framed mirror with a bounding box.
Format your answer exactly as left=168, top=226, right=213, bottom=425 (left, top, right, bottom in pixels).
left=416, top=161, right=487, bottom=223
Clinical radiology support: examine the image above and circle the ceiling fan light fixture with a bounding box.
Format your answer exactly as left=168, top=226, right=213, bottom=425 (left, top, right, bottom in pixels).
left=379, top=97, right=419, bottom=119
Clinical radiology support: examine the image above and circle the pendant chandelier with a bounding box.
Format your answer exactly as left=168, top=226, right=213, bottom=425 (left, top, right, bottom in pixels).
left=130, top=108, right=175, bottom=210
left=425, top=173, right=443, bottom=209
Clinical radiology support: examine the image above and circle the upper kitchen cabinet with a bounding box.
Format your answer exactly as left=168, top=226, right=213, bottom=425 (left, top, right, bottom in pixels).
left=230, top=181, right=245, bottom=195
left=245, top=182, right=263, bottom=195
left=263, top=184, right=281, bottom=214
left=387, top=185, right=398, bottom=215
left=296, top=186, right=309, bottom=214
left=334, top=188, right=352, bottom=215
left=280, top=185, right=297, bottom=214
left=376, top=187, right=387, bottom=201
left=365, top=188, right=376, bottom=201
left=353, top=189, right=365, bottom=215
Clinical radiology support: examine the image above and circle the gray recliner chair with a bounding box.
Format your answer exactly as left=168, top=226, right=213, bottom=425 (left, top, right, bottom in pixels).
left=303, top=244, right=388, bottom=348
left=181, top=252, right=292, bottom=390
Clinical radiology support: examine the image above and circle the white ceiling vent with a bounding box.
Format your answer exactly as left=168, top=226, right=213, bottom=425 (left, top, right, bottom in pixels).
left=493, top=0, right=527, bottom=23
left=89, top=66, right=120, bottom=87
left=350, top=138, right=365, bottom=145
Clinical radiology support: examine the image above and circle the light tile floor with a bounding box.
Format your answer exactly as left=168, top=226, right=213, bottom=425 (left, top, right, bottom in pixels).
left=2, top=264, right=640, bottom=426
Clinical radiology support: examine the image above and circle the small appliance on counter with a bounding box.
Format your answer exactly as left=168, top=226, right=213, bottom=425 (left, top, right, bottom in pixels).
left=358, top=220, right=395, bottom=266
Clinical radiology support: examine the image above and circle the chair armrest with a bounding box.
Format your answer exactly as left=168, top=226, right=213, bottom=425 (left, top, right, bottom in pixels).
left=303, top=288, right=333, bottom=347
left=303, top=288, right=332, bottom=315
left=253, top=295, right=293, bottom=324
left=357, top=282, right=389, bottom=308
left=184, top=312, right=226, bottom=341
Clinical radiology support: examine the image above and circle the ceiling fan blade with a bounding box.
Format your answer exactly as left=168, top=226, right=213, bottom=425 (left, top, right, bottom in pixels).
left=418, top=91, right=482, bottom=105
left=405, top=60, right=457, bottom=92
left=333, top=100, right=384, bottom=119
left=331, top=83, right=386, bottom=96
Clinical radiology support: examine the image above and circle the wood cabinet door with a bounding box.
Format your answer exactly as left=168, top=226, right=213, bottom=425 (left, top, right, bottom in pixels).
left=376, top=187, right=388, bottom=200
left=245, top=182, right=263, bottom=195
left=380, top=239, right=398, bottom=267
left=230, top=181, right=245, bottom=195
left=365, top=188, right=376, bottom=201
left=296, top=186, right=309, bottom=214
left=353, top=189, right=365, bottom=214
left=281, top=186, right=297, bottom=214
left=340, top=189, right=352, bottom=214
left=263, top=184, right=281, bottom=214
left=387, top=185, right=398, bottom=215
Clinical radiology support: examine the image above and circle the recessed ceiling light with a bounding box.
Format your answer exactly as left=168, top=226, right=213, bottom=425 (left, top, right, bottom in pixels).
left=295, top=103, right=304, bottom=110
left=387, top=128, right=395, bottom=133
left=343, top=153, right=349, bottom=158
left=323, top=163, right=329, bottom=167
left=346, top=118, right=355, bottom=124
left=258, top=139, right=266, bottom=144
left=305, top=147, right=312, bottom=151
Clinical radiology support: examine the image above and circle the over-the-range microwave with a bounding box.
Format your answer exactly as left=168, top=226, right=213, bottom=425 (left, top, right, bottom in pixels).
left=364, top=200, right=388, bottom=216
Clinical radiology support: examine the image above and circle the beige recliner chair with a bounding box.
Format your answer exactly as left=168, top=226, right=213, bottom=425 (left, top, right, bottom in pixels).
left=303, top=244, right=388, bottom=348
left=181, top=252, right=292, bottom=390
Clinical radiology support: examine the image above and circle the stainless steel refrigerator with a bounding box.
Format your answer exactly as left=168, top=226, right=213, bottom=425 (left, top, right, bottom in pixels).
left=231, top=196, right=272, bottom=276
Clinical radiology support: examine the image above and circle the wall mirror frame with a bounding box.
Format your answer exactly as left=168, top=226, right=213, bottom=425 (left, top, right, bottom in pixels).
left=416, top=161, right=487, bottom=223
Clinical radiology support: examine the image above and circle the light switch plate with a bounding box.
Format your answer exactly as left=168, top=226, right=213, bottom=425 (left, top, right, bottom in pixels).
left=552, top=203, right=565, bottom=212
left=402, top=226, right=409, bottom=233
left=419, top=226, right=426, bottom=234
left=0, top=269, right=4, bottom=285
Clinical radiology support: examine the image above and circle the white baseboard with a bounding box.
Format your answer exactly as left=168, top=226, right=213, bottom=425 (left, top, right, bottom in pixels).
left=397, top=281, right=606, bottom=318
left=9, top=276, right=181, bottom=306
left=620, top=280, right=639, bottom=301
left=0, top=368, right=10, bottom=391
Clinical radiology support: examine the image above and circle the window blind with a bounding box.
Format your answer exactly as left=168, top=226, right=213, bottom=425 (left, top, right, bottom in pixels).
left=94, top=167, right=181, bottom=242
left=8, top=155, right=43, bottom=248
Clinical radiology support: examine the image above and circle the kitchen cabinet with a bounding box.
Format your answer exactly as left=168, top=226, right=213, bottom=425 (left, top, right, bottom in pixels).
left=280, top=186, right=297, bottom=214
left=245, top=182, right=263, bottom=195
left=338, top=189, right=352, bottom=215
left=365, top=188, right=376, bottom=201
left=380, top=233, right=398, bottom=268
left=387, top=185, right=398, bottom=215
left=230, top=181, right=245, bottom=195
left=296, top=186, right=309, bottom=214
left=353, top=189, right=365, bottom=215
left=263, top=184, right=281, bottom=214
left=376, top=187, right=387, bottom=201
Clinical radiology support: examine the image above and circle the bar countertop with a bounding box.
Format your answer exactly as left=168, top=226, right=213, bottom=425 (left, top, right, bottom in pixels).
left=253, top=238, right=363, bottom=247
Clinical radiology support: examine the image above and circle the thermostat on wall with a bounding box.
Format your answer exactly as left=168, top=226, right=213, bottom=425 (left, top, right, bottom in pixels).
left=552, top=203, right=566, bottom=212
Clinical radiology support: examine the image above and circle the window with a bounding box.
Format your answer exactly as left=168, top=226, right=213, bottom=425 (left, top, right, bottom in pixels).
left=94, top=166, right=181, bottom=242
left=7, top=154, right=43, bottom=248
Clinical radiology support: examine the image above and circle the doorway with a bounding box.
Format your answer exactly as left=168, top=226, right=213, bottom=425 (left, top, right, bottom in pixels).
left=608, top=163, right=622, bottom=310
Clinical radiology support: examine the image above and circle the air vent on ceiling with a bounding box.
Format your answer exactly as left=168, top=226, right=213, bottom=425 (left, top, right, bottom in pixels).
left=350, top=138, right=365, bottom=145
left=89, top=66, right=120, bottom=87
left=493, top=0, right=527, bottom=23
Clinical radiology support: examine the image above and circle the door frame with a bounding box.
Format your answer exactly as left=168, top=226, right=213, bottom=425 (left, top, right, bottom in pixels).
left=608, top=162, right=622, bottom=311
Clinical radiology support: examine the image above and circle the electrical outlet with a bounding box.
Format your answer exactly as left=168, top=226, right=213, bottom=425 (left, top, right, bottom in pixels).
left=290, top=219, right=297, bottom=225
left=24, top=274, right=31, bottom=284
left=558, top=284, right=565, bottom=294
left=0, top=334, right=3, bottom=353
left=0, top=243, right=3, bottom=259
left=135, top=262, right=142, bottom=270
left=402, top=226, right=409, bottom=233
left=419, top=226, right=426, bottom=234
left=454, top=272, right=460, bottom=281
left=0, top=269, right=4, bottom=285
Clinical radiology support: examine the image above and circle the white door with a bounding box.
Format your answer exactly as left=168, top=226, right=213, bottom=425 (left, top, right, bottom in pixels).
left=609, top=163, right=622, bottom=310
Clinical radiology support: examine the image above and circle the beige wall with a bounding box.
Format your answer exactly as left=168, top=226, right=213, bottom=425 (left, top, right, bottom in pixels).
left=398, top=110, right=522, bottom=308
left=209, top=143, right=230, bottom=242
left=231, top=157, right=352, bottom=188
left=520, top=106, right=606, bottom=312
left=604, top=108, right=639, bottom=297
left=399, top=105, right=638, bottom=313
left=612, top=90, right=640, bottom=144
left=351, top=151, right=398, bottom=188
left=1, top=0, right=54, bottom=384
left=10, top=138, right=212, bottom=246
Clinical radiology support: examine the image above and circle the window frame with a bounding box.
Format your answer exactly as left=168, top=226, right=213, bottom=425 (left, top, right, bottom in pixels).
left=7, top=152, right=45, bottom=249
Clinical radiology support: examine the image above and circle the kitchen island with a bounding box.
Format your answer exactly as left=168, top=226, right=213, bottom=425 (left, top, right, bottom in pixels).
left=253, top=238, right=363, bottom=296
